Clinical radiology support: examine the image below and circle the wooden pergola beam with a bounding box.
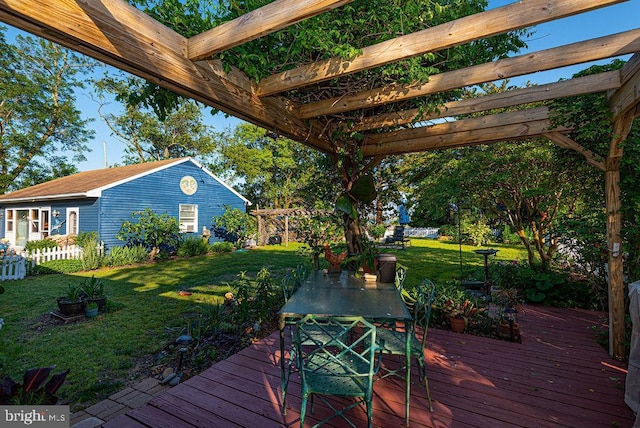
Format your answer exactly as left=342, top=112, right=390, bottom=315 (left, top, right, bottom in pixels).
left=609, top=53, right=640, bottom=120
left=362, top=106, right=572, bottom=156
left=349, top=71, right=621, bottom=132
left=298, top=29, right=640, bottom=118
left=543, top=131, right=606, bottom=171
left=366, top=106, right=551, bottom=145
left=187, top=0, right=354, bottom=60
left=256, top=0, right=625, bottom=96
left=362, top=119, right=570, bottom=156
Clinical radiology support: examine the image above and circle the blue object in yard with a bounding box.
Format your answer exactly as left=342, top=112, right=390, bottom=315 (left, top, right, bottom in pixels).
left=398, top=204, right=410, bottom=225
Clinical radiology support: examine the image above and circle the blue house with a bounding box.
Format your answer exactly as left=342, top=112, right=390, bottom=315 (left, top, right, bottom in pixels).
left=0, top=157, right=250, bottom=251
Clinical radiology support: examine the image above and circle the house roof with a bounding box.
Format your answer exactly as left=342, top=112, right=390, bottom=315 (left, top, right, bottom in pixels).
left=0, top=158, right=250, bottom=204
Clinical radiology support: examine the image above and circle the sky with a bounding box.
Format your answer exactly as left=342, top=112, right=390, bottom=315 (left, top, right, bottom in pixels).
left=3, top=0, right=639, bottom=172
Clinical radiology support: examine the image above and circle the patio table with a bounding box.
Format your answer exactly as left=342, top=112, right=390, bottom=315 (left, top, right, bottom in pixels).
left=278, top=270, right=413, bottom=424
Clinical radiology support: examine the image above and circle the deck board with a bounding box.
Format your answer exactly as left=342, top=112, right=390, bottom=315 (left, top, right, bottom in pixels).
left=103, top=305, right=635, bottom=427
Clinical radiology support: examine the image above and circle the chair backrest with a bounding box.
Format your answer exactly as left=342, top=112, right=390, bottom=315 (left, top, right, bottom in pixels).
left=393, top=225, right=405, bottom=240
left=395, top=266, right=407, bottom=293
left=281, top=273, right=296, bottom=302
left=292, top=264, right=307, bottom=287
left=413, top=279, right=436, bottom=351
left=282, top=264, right=308, bottom=302
left=295, top=315, right=378, bottom=396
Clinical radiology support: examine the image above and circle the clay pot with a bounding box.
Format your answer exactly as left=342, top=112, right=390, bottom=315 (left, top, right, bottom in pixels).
left=449, top=316, right=466, bottom=333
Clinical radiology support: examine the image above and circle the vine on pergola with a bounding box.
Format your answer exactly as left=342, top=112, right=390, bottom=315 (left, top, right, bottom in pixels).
left=128, top=0, right=529, bottom=253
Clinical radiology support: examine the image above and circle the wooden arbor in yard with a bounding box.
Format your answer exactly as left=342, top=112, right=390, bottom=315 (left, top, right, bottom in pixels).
left=251, top=208, right=331, bottom=246
left=1, top=0, right=638, bottom=359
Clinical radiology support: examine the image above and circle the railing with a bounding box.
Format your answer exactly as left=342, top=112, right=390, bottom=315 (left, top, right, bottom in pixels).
left=1, top=253, right=27, bottom=281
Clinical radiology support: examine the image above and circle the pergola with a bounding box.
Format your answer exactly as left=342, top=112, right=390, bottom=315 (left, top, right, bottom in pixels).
left=1, top=0, right=638, bottom=359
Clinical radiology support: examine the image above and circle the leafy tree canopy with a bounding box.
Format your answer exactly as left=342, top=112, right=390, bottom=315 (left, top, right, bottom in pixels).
left=0, top=27, right=96, bottom=192
left=214, top=123, right=340, bottom=209
left=94, top=74, right=216, bottom=165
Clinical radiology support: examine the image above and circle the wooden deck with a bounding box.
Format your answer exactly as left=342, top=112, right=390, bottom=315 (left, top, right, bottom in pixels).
left=103, top=306, right=635, bottom=427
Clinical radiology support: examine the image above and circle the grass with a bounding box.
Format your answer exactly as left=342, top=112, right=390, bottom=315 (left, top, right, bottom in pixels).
left=0, top=239, right=528, bottom=409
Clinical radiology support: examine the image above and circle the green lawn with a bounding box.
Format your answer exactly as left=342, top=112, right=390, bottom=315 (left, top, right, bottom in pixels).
left=0, top=239, right=528, bottom=409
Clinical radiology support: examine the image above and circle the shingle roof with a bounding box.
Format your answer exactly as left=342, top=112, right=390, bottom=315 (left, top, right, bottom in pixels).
left=0, top=158, right=186, bottom=201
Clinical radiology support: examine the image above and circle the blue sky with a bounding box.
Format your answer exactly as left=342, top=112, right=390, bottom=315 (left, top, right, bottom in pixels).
left=3, top=1, right=638, bottom=171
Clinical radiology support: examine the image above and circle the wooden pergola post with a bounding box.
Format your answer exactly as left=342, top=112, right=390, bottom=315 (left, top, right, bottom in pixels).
left=284, top=215, right=289, bottom=246
left=257, top=212, right=264, bottom=246
left=606, top=111, right=634, bottom=359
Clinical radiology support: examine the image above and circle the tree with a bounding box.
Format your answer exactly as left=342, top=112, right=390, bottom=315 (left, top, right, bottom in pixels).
left=403, top=141, right=586, bottom=269
left=296, top=212, right=344, bottom=270
left=0, top=27, right=96, bottom=193
left=117, top=208, right=181, bottom=261
left=212, top=205, right=257, bottom=246
left=95, top=74, right=216, bottom=164
left=550, top=60, right=640, bottom=280
left=214, top=123, right=335, bottom=209
left=127, top=0, right=529, bottom=254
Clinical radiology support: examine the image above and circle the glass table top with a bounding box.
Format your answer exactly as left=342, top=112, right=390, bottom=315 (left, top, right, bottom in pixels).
left=279, top=270, right=411, bottom=321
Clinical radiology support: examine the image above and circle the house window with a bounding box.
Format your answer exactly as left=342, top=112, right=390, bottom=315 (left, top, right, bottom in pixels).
left=6, top=210, right=13, bottom=232
left=40, top=210, right=50, bottom=238
left=30, top=209, right=39, bottom=233
left=179, top=204, right=198, bottom=233
left=67, top=208, right=79, bottom=235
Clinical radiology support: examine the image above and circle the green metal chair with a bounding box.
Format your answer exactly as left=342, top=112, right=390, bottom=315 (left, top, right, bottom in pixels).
left=295, top=315, right=381, bottom=428
left=376, top=278, right=436, bottom=423
left=280, top=265, right=308, bottom=412
left=395, top=265, right=407, bottom=293
left=395, top=265, right=420, bottom=316
left=375, top=265, right=410, bottom=329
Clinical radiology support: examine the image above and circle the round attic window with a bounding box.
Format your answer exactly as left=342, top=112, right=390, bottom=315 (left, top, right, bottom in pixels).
left=180, top=176, right=198, bottom=195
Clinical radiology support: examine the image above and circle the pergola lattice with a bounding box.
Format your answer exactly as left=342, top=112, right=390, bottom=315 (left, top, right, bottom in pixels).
left=1, top=0, right=638, bottom=358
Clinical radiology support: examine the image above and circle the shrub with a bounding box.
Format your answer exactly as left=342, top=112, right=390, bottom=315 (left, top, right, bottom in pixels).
left=117, top=208, right=181, bottom=260
left=498, top=224, right=521, bottom=245
left=460, top=216, right=493, bottom=246
left=32, top=259, right=84, bottom=274
left=209, top=242, right=234, bottom=253
left=103, top=245, right=149, bottom=267
left=211, top=206, right=257, bottom=245
left=75, top=231, right=99, bottom=249
left=489, top=260, right=599, bottom=309
left=81, top=237, right=102, bottom=271
left=25, top=240, right=58, bottom=252
left=177, top=236, right=210, bottom=257
left=368, top=224, right=388, bottom=240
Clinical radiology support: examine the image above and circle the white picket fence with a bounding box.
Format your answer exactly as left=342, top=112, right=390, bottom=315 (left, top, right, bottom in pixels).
left=26, top=244, right=84, bottom=265
left=1, top=243, right=105, bottom=281
left=1, top=253, right=27, bottom=280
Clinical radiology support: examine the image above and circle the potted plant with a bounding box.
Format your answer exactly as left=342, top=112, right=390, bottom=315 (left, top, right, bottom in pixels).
left=442, top=299, right=483, bottom=333
left=344, top=238, right=379, bottom=276
left=85, top=302, right=99, bottom=318
left=81, top=275, right=107, bottom=310
left=492, top=287, right=522, bottom=340
left=56, top=284, right=86, bottom=316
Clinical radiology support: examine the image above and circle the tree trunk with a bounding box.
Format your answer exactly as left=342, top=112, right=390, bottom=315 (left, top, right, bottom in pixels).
left=344, top=213, right=362, bottom=255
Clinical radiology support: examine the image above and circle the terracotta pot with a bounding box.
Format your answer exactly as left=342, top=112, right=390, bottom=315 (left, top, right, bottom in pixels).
left=449, top=316, right=466, bottom=333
